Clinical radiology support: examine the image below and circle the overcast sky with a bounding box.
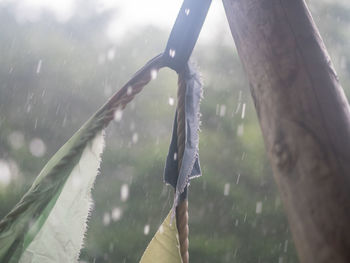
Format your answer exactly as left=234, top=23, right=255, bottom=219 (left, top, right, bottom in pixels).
left=0, top=0, right=232, bottom=43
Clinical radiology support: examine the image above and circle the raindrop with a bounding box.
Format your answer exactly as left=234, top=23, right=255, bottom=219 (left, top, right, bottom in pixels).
left=241, top=103, right=246, bottom=119
left=28, top=219, right=40, bottom=236
left=8, top=160, right=19, bottom=178
left=236, top=173, right=241, bottom=184
left=256, top=201, right=263, bottom=214
left=132, top=133, right=138, bottom=144
left=127, top=86, right=133, bottom=95
left=168, top=97, right=175, bottom=106
left=107, top=48, right=116, bottom=61
left=36, top=59, right=42, bottom=74
left=284, top=240, right=288, bottom=252
left=237, top=124, right=244, bottom=136
left=29, top=138, right=46, bottom=157
left=159, top=225, right=164, bottom=234
left=151, top=69, right=158, bottom=80
left=235, top=102, right=241, bottom=115
left=235, top=90, right=243, bottom=114
left=169, top=49, right=176, bottom=58
left=104, top=85, right=112, bottom=97
left=340, top=56, right=347, bottom=69
left=72, top=174, right=82, bottom=189
left=62, top=115, right=67, bottom=127
left=0, top=159, right=11, bottom=186
left=173, top=152, right=177, bottom=161
left=144, top=224, right=150, bottom=235
left=275, top=197, right=281, bottom=208
left=114, top=109, right=123, bottom=122
left=120, top=184, right=129, bottom=202
left=278, top=256, right=283, bottom=263
left=103, top=212, right=111, bottom=226
left=224, top=183, right=230, bottom=196
left=8, top=131, right=24, bottom=150
left=55, top=104, right=60, bottom=115
left=109, top=243, right=114, bottom=252
left=219, top=105, right=226, bottom=117
left=185, top=8, right=190, bottom=16
left=111, top=207, right=122, bottom=221
left=235, top=219, right=239, bottom=226
left=98, top=54, right=106, bottom=64
left=41, top=88, right=46, bottom=97
left=26, top=104, right=32, bottom=113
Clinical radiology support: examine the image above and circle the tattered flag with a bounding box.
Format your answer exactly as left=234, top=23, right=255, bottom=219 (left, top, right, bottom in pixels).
left=0, top=55, right=163, bottom=263
left=164, top=63, right=202, bottom=206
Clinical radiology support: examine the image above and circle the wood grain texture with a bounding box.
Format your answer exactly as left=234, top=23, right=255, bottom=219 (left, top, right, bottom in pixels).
left=222, top=0, right=350, bottom=262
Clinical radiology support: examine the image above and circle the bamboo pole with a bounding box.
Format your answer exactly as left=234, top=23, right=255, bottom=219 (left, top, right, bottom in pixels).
left=222, top=0, right=350, bottom=262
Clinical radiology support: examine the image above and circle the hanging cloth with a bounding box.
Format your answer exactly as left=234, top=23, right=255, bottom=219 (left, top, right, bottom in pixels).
left=0, top=0, right=211, bottom=262
left=164, top=63, right=202, bottom=205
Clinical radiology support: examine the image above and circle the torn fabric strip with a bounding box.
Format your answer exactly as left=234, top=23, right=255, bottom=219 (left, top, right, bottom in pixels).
left=164, top=62, right=202, bottom=206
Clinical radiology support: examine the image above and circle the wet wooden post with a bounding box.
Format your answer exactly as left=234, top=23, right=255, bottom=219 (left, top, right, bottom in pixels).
left=222, top=0, right=350, bottom=262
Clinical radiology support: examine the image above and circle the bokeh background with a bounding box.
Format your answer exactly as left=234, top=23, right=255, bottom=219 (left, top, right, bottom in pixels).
left=0, top=0, right=349, bottom=262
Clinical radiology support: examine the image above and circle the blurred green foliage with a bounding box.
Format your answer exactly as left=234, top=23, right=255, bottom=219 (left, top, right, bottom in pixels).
left=0, top=1, right=349, bottom=262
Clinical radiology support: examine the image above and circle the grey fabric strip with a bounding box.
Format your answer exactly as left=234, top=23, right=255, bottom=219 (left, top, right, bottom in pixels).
left=164, top=62, right=202, bottom=205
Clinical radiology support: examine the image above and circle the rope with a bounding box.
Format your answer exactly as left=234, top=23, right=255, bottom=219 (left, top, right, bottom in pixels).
left=98, top=54, right=164, bottom=126
left=176, top=70, right=189, bottom=263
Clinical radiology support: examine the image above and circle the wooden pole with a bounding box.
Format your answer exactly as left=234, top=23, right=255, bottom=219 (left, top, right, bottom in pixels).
left=222, top=0, right=350, bottom=262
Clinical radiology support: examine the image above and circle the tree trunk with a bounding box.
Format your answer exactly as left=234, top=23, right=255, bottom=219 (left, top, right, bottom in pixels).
left=222, top=0, right=350, bottom=262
